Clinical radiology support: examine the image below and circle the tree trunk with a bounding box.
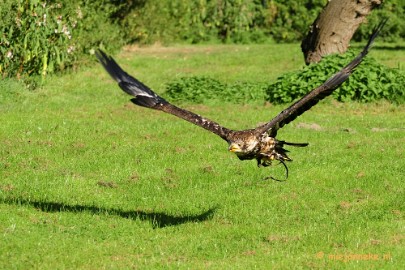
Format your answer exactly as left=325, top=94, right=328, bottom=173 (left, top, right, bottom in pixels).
left=301, top=0, right=382, bottom=65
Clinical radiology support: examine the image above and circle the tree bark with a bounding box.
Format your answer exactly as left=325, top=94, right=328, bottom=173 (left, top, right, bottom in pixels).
left=301, top=0, right=383, bottom=65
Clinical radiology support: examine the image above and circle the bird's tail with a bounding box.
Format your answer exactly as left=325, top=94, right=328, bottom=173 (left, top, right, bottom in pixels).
left=273, top=140, right=308, bottom=162
left=278, top=141, right=309, bottom=148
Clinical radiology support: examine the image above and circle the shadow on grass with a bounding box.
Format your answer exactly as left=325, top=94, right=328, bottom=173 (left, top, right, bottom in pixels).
left=1, top=197, right=216, bottom=229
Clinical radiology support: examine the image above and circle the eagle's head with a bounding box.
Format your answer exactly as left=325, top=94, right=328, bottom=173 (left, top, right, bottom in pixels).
left=228, top=142, right=243, bottom=153
left=227, top=132, right=260, bottom=160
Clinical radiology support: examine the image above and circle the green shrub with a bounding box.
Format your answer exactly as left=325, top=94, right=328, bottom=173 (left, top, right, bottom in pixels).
left=119, top=0, right=405, bottom=44
left=165, top=76, right=267, bottom=104
left=1, top=0, right=404, bottom=84
left=354, top=1, right=405, bottom=42
left=0, top=0, right=125, bottom=82
left=0, top=1, right=75, bottom=78
left=121, top=0, right=274, bottom=44
left=266, top=52, right=405, bottom=104
left=164, top=54, right=405, bottom=105
left=269, top=0, right=325, bottom=42
left=68, top=0, right=125, bottom=55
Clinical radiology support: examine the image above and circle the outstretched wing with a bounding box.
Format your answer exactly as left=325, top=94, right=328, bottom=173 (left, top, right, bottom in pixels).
left=96, top=50, right=232, bottom=141
left=255, top=19, right=387, bottom=137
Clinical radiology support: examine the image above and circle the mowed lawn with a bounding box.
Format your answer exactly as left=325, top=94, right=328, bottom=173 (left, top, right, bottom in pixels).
left=0, top=43, right=404, bottom=269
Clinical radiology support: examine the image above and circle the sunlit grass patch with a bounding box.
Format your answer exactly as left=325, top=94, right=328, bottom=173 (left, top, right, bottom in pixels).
left=0, top=44, right=404, bottom=269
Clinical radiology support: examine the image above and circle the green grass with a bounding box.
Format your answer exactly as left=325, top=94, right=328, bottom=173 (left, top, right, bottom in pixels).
left=1, top=43, right=404, bottom=269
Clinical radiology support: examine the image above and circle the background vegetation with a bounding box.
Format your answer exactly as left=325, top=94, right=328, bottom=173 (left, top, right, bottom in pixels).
left=0, top=0, right=125, bottom=81
left=122, top=0, right=405, bottom=44
left=165, top=51, right=405, bottom=104
left=1, top=0, right=404, bottom=82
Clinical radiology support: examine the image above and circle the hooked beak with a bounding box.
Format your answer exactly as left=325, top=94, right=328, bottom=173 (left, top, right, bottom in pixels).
left=228, top=143, right=241, bottom=153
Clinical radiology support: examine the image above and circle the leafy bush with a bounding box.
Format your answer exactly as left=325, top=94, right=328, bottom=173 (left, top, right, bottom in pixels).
left=0, top=0, right=125, bottom=82
left=120, top=0, right=405, bottom=44
left=267, top=52, right=405, bottom=104
left=1, top=0, right=404, bottom=85
left=0, top=1, right=76, bottom=79
left=68, top=0, right=125, bottom=56
left=354, top=1, right=405, bottom=42
left=269, top=0, right=325, bottom=42
left=164, top=54, right=405, bottom=105
left=122, top=0, right=272, bottom=44
left=165, top=76, right=267, bottom=104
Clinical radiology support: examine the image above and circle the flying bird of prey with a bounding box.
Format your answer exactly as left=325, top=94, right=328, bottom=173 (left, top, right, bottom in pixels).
left=96, top=20, right=386, bottom=180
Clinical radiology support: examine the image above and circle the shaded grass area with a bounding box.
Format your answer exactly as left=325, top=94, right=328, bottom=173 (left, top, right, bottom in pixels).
left=2, top=197, right=217, bottom=229
left=0, top=44, right=404, bottom=269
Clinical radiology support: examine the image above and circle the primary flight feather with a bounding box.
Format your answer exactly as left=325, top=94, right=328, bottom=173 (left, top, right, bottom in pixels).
left=96, top=20, right=386, bottom=179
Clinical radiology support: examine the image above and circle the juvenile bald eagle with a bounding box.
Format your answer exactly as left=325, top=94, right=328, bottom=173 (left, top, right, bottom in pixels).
left=96, top=20, right=386, bottom=180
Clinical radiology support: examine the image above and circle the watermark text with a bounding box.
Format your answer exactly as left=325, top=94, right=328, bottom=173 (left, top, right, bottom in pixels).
left=315, top=251, right=392, bottom=262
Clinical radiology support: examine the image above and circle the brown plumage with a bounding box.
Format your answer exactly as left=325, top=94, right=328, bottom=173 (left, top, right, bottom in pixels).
left=96, top=20, right=386, bottom=180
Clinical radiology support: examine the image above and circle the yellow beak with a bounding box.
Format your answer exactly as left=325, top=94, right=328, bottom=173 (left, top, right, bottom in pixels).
left=229, top=144, right=241, bottom=152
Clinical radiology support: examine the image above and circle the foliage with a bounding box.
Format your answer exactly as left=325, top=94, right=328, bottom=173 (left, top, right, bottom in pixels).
left=165, top=76, right=268, bottom=104
left=1, top=0, right=404, bottom=82
left=120, top=0, right=405, bottom=44
left=354, top=1, right=405, bottom=42
left=0, top=0, right=125, bottom=82
left=121, top=0, right=272, bottom=44
left=164, top=52, right=405, bottom=105
left=0, top=1, right=76, bottom=80
left=266, top=52, right=405, bottom=104
left=269, top=0, right=325, bottom=42
left=68, top=0, right=125, bottom=58
left=121, top=0, right=317, bottom=44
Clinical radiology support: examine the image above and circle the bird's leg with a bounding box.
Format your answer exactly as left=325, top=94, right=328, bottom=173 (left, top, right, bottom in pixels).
left=258, top=154, right=272, bottom=167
